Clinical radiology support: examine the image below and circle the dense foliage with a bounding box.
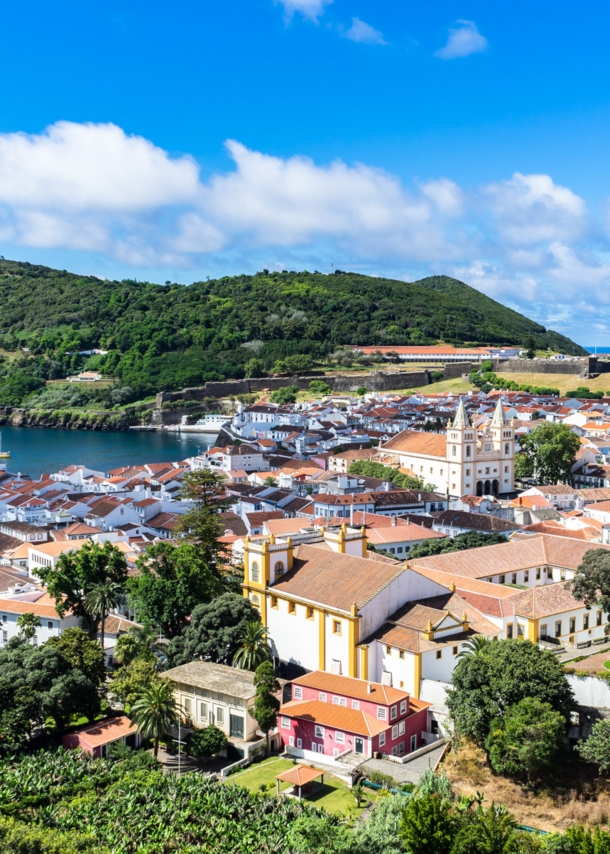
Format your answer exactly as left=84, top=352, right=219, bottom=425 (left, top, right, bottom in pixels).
left=515, top=422, right=581, bottom=485
left=569, top=548, right=610, bottom=620
left=348, top=460, right=424, bottom=489
left=0, top=260, right=584, bottom=403
left=577, top=718, right=610, bottom=774
left=447, top=639, right=574, bottom=745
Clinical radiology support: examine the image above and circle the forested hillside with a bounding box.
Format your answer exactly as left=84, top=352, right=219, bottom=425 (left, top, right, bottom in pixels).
left=0, top=259, right=585, bottom=403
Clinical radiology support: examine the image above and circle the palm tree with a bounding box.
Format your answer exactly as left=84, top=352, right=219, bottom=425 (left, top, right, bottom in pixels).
left=129, top=679, right=179, bottom=758
left=457, top=635, right=493, bottom=659
left=84, top=580, right=124, bottom=652
left=232, top=621, right=273, bottom=671
left=17, top=612, right=41, bottom=642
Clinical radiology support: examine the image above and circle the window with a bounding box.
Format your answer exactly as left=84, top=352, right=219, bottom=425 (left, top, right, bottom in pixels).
left=332, top=696, right=347, bottom=707
left=583, top=614, right=589, bottom=630
left=540, top=624, right=547, bottom=639
left=274, top=561, right=284, bottom=577
left=1, top=630, right=6, bottom=643
left=505, top=465, right=509, bottom=473
left=452, top=445, right=457, bottom=457
left=216, top=707, right=224, bottom=725
left=251, top=561, right=260, bottom=582
left=386, top=646, right=392, bottom=655
left=505, top=444, right=510, bottom=455
left=379, top=732, right=386, bottom=747
left=485, top=467, right=490, bottom=475
left=271, top=596, right=278, bottom=609
left=306, top=606, right=314, bottom=619
left=296, top=738, right=302, bottom=748
left=251, top=594, right=260, bottom=609
left=560, top=570, right=566, bottom=581
left=47, top=621, right=54, bottom=630
left=547, top=567, right=553, bottom=578
left=199, top=702, right=208, bottom=722
left=289, top=736, right=294, bottom=747
left=436, top=650, right=442, bottom=660
left=281, top=717, right=290, bottom=729
left=598, top=611, right=603, bottom=626
left=536, top=568, right=541, bottom=580
left=399, top=721, right=405, bottom=735
left=377, top=707, right=387, bottom=720
left=569, top=617, right=576, bottom=633
left=333, top=620, right=341, bottom=634
left=399, top=650, right=405, bottom=659
left=555, top=621, right=562, bottom=637
left=230, top=714, right=244, bottom=739
left=512, top=573, right=517, bottom=585
left=392, top=745, right=399, bottom=756
left=351, top=700, right=360, bottom=710
left=293, top=686, right=303, bottom=700
left=506, top=624, right=513, bottom=639
left=399, top=741, right=406, bottom=755
left=500, top=574, right=505, bottom=584
left=400, top=700, right=407, bottom=714
left=335, top=731, right=345, bottom=744
left=517, top=624, right=524, bottom=637
left=466, top=446, right=471, bottom=458
left=288, top=601, right=296, bottom=614
left=390, top=705, right=397, bottom=720
left=524, top=571, right=529, bottom=583
left=314, top=725, right=324, bottom=738
left=453, top=645, right=458, bottom=656
left=183, top=698, right=191, bottom=715
left=319, top=692, right=327, bottom=702
left=392, top=725, right=399, bottom=739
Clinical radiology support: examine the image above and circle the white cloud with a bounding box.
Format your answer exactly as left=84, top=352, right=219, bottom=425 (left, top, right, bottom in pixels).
left=435, top=20, right=488, bottom=60
left=482, top=172, right=586, bottom=245
left=342, top=18, right=387, bottom=45
left=0, top=121, right=199, bottom=211
left=276, top=0, right=332, bottom=23
left=196, top=141, right=456, bottom=260
left=419, top=178, right=463, bottom=216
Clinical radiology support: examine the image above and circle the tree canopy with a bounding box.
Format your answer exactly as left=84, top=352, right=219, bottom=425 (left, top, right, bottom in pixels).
left=515, top=422, right=581, bottom=485
left=37, top=541, right=128, bottom=639
left=408, top=531, right=509, bottom=559
left=569, top=548, right=610, bottom=619
left=446, top=639, right=574, bottom=745
left=167, top=594, right=261, bottom=667
left=348, top=460, right=424, bottom=489
left=127, top=541, right=223, bottom=638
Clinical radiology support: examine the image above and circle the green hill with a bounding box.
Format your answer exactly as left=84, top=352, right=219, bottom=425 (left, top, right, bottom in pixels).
left=0, top=260, right=586, bottom=405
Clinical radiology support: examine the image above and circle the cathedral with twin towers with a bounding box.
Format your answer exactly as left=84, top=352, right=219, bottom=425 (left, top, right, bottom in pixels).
left=382, top=398, right=515, bottom=498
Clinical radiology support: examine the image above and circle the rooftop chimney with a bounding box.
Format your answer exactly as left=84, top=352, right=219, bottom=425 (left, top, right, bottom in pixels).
left=367, top=683, right=373, bottom=694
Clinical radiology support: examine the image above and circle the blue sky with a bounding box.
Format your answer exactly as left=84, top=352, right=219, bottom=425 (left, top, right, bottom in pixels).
left=1, top=0, right=609, bottom=344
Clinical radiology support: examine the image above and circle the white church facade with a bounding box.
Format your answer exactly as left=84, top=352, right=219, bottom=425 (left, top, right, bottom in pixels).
left=381, top=399, right=515, bottom=498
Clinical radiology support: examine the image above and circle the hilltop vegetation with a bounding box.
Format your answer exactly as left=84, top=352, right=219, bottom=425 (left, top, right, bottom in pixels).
left=0, top=259, right=585, bottom=404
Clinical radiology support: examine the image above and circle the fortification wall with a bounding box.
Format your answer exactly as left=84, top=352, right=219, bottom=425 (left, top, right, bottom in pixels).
left=492, top=358, right=587, bottom=376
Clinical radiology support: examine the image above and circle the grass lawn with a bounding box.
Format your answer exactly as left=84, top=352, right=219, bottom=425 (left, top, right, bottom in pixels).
left=225, top=756, right=375, bottom=817
left=495, top=372, right=610, bottom=395
left=396, top=376, right=474, bottom=395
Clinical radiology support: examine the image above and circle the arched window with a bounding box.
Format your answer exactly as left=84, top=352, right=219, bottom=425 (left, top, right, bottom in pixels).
left=466, top=446, right=471, bottom=458
left=251, top=561, right=260, bottom=582
left=452, top=445, right=457, bottom=457
left=274, top=561, right=284, bottom=577
left=505, top=443, right=509, bottom=455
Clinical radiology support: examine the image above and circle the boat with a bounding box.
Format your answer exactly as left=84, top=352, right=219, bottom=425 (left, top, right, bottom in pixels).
left=0, top=433, right=9, bottom=459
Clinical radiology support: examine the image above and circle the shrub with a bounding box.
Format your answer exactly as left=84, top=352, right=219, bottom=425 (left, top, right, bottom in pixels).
left=185, top=725, right=227, bottom=759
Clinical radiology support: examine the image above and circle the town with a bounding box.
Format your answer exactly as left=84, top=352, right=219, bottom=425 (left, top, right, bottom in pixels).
left=4, top=380, right=610, bottom=849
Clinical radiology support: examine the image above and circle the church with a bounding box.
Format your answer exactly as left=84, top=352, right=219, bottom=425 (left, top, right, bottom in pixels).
left=380, top=399, right=515, bottom=498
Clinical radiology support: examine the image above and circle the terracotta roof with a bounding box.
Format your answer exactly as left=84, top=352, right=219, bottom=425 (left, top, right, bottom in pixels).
left=432, top=510, right=521, bottom=534
left=367, top=525, right=444, bottom=545
left=246, top=511, right=285, bottom=527
left=410, top=534, right=610, bottom=579
left=294, top=670, right=409, bottom=705
left=28, top=540, right=87, bottom=558
left=0, top=597, right=63, bottom=618
left=382, top=430, right=447, bottom=458
left=507, top=582, right=586, bottom=619
left=276, top=764, right=323, bottom=786
left=271, top=543, right=405, bottom=612
left=281, top=699, right=389, bottom=737
left=69, top=716, right=137, bottom=748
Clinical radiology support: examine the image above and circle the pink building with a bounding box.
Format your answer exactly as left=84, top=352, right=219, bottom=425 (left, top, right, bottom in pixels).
left=62, top=716, right=140, bottom=758
left=279, top=671, right=430, bottom=762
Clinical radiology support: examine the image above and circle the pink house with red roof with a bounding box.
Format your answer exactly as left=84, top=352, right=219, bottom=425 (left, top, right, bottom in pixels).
left=279, top=671, right=430, bottom=763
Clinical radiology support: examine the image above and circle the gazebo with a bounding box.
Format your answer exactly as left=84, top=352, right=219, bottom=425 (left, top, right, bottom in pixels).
left=276, top=764, right=324, bottom=800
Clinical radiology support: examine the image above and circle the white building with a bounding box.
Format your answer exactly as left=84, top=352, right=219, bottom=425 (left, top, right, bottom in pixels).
left=382, top=399, right=515, bottom=498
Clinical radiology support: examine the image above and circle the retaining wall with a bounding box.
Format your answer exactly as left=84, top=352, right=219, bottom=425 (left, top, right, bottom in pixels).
left=492, top=358, right=588, bottom=376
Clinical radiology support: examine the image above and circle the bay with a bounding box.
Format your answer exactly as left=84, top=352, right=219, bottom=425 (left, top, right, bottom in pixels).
left=0, top=426, right=216, bottom=480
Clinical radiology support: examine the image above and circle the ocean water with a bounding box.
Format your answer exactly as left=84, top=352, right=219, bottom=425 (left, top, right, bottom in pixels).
left=585, top=347, right=610, bottom=354
left=0, top=426, right=216, bottom=480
